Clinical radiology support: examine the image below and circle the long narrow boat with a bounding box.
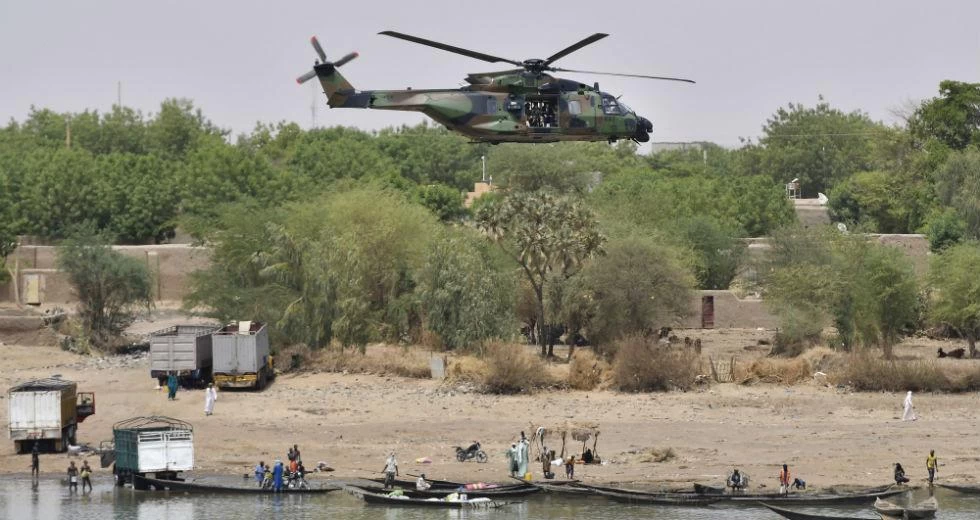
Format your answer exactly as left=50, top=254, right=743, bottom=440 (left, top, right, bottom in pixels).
left=906, top=496, right=938, bottom=519
left=874, top=497, right=906, bottom=518
left=367, top=477, right=464, bottom=490
left=133, top=474, right=339, bottom=494
left=761, top=503, right=879, bottom=520
left=575, top=482, right=905, bottom=505
left=351, top=483, right=540, bottom=499
left=359, top=489, right=508, bottom=509
left=592, top=489, right=720, bottom=506
left=937, top=482, right=980, bottom=494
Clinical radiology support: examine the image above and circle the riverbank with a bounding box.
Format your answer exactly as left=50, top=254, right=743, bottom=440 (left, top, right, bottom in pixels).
left=1, top=342, right=978, bottom=492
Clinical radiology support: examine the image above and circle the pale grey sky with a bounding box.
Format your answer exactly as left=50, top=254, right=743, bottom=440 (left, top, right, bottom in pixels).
left=2, top=0, right=978, bottom=146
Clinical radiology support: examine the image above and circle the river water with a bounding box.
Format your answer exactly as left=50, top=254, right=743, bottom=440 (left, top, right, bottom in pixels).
left=1, top=477, right=977, bottom=519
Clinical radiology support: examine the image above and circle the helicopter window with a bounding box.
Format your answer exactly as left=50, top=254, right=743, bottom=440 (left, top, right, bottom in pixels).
left=486, top=98, right=498, bottom=114
left=601, top=96, right=621, bottom=116
left=526, top=97, right=558, bottom=128
left=618, top=101, right=633, bottom=115
left=568, top=100, right=582, bottom=115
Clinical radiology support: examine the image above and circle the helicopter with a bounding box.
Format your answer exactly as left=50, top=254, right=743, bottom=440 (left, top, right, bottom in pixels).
left=296, top=31, right=694, bottom=144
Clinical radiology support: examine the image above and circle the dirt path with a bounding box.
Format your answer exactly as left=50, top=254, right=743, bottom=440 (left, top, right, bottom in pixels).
left=1, top=341, right=977, bottom=491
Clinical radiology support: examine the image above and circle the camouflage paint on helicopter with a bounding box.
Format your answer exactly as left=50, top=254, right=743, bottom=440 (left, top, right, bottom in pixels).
left=299, top=32, right=694, bottom=144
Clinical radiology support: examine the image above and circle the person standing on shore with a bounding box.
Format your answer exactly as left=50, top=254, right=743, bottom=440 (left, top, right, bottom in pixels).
left=382, top=452, right=399, bottom=489
left=255, top=461, right=266, bottom=487
left=926, top=450, right=938, bottom=484
left=80, top=460, right=93, bottom=493
left=565, top=455, right=575, bottom=479
left=31, top=443, right=40, bottom=478
left=204, top=383, right=217, bottom=416
left=779, top=464, right=791, bottom=495
left=272, top=459, right=284, bottom=492
left=167, top=372, right=179, bottom=401
left=902, top=391, right=916, bottom=421
left=67, top=462, right=79, bottom=493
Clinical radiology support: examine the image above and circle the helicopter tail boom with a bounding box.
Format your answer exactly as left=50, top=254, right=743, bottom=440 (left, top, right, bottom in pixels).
left=313, top=63, right=366, bottom=108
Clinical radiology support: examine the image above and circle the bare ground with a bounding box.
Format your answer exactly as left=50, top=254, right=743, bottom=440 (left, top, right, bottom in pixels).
left=1, top=327, right=978, bottom=491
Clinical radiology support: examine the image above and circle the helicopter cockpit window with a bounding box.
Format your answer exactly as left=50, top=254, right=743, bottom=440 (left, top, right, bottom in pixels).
left=601, top=95, right=621, bottom=115
left=568, top=100, right=582, bottom=115
left=486, top=98, right=498, bottom=114
left=618, top=101, right=633, bottom=115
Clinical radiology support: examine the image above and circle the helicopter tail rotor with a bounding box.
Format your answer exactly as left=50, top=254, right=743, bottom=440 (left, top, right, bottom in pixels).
left=296, top=36, right=359, bottom=85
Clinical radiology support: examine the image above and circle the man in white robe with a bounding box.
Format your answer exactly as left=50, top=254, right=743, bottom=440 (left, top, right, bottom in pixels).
left=204, top=383, right=218, bottom=416
left=902, top=391, right=916, bottom=421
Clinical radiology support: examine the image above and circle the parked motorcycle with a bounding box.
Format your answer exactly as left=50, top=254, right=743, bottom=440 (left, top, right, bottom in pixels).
left=454, top=442, right=488, bottom=463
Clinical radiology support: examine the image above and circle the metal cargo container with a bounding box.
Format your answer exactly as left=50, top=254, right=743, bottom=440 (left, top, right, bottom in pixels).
left=8, top=378, right=96, bottom=453
left=212, top=321, right=273, bottom=389
left=149, top=325, right=219, bottom=384
left=110, top=416, right=193, bottom=489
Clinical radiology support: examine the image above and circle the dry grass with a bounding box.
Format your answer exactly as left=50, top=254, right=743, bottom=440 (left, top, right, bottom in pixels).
left=736, top=358, right=813, bottom=385
left=310, top=345, right=431, bottom=379
left=483, top=342, right=554, bottom=394
left=276, top=344, right=314, bottom=372
left=611, top=336, right=701, bottom=392
left=445, top=355, right=488, bottom=384
left=568, top=349, right=606, bottom=390
left=829, top=353, right=974, bottom=392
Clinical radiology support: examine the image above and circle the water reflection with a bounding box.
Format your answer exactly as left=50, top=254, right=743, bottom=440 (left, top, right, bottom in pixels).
left=0, top=477, right=975, bottom=520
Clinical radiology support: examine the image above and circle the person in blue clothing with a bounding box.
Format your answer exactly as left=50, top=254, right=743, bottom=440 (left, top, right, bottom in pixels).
left=166, top=372, right=179, bottom=400
left=255, top=461, right=266, bottom=487
left=272, top=459, right=284, bottom=492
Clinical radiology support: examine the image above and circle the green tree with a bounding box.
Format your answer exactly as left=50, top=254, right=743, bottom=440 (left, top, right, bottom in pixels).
left=671, top=216, right=745, bottom=290
left=912, top=80, right=980, bottom=150
left=929, top=242, right=980, bottom=357
left=925, top=208, right=967, bottom=252
left=415, top=184, right=467, bottom=221
left=574, top=235, right=693, bottom=348
left=476, top=191, right=605, bottom=356
left=763, top=226, right=919, bottom=357
left=57, top=229, right=153, bottom=348
left=417, top=231, right=515, bottom=350
left=739, top=98, right=884, bottom=197
left=934, top=150, right=980, bottom=238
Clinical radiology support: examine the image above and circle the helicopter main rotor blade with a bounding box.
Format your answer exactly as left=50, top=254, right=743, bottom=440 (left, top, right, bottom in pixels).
left=551, top=67, right=696, bottom=84
left=296, top=70, right=318, bottom=84
left=543, top=33, right=608, bottom=67
left=379, top=30, right=522, bottom=66
left=310, top=36, right=327, bottom=62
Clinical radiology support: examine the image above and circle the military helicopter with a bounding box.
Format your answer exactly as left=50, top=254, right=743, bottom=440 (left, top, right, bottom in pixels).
left=296, top=31, right=694, bottom=144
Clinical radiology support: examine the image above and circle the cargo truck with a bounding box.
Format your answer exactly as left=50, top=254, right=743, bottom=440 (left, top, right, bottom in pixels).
left=8, top=378, right=96, bottom=453
left=149, top=324, right=220, bottom=387
left=212, top=321, right=274, bottom=389
left=105, top=416, right=194, bottom=489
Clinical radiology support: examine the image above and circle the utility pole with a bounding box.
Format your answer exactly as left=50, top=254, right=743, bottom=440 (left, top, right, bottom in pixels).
left=481, top=155, right=487, bottom=183
left=117, top=81, right=122, bottom=107
left=311, top=82, right=317, bottom=128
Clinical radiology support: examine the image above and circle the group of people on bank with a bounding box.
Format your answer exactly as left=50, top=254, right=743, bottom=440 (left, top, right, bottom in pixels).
left=254, top=445, right=306, bottom=491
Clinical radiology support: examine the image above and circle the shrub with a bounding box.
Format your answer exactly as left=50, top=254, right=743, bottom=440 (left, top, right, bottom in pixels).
left=57, top=229, right=152, bottom=348
left=832, top=353, right=951, bottom=392
left=312, top=346, right=431, bottom=379
left=568, top=349, right=605, bottom=390
left=611, top=336, right=700, bottom=392
left=737, top=358, right=812, bottom=385
left=275, top=344, right=314, bottom=372
left=483, top=342, right=553, bottom=394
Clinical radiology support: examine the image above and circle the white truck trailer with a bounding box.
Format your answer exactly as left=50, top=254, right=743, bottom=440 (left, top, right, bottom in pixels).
left=108, top=416, right=194, bottom=489
left=149, top=324, right=220, bottom=387
left=8, top=378, right=96, bottom=453
left=212, top=321, right=273, bottom=389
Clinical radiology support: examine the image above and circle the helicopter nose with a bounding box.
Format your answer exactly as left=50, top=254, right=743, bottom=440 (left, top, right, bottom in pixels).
left=634, top=116, right=653, bottom=142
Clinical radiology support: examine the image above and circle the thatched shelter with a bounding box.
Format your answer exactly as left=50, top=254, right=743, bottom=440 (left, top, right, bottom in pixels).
left=528, top=421, right=600, bottom=463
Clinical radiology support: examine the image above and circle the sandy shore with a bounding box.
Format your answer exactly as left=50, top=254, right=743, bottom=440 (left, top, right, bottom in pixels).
left=1, top=337, right=978, bottom=493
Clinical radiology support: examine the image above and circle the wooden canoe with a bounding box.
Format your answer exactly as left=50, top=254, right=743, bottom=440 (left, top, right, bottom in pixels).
left=906, top=496, right=938, bottom=519
left=937, top=482, right=980, bottom=494
left=133, top=474, right=339, bottom=494
left=593, top=489, right=721, bottom=506
left=761, top=503, right=878, bottom=520
left=874, top=497, right=906, bottom=518
left=577, top=482, right=905, bottom=505
left=359, top=490, right=508, bottom=508
left=351, top=483, right=539, bottom=499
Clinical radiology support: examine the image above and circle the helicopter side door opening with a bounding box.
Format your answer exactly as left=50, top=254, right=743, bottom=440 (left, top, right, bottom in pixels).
left=525, top=95, right=559, bottom=129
